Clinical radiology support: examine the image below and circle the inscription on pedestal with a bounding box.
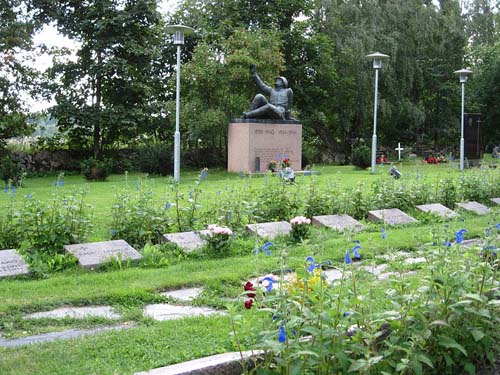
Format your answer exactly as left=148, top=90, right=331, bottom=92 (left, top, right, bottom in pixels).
left=0, top=249, right=30, bottom=278
left=64, top=240, right=142, bottom=269
left=228, top=122, right=302, bottom=173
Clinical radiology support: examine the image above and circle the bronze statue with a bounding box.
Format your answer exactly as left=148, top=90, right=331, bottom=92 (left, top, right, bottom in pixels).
left=242, top=65, right=293, bottom=120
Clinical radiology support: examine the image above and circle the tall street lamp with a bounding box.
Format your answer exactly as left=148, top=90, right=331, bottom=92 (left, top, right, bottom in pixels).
left=366, top=52, right=389, bottom=174
left=454, top=68, right=472, bottom=171
left=166, top=24, right=194, bottom=182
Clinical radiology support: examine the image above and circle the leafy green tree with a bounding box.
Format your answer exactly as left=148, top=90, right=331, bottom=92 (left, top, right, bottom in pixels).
left=471, top=43, right=500, bottom=142
left=31, top=0, right=167, bottom=157
left=180, top=29, right=284, bottom=159
left=0, top=1, right=37, bottom=150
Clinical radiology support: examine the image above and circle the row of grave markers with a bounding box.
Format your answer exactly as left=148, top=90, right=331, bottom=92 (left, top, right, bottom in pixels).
left=0, top=200, right=496, bottom=278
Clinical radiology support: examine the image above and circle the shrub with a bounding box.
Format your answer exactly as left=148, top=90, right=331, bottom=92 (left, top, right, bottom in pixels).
left=134, top=143, right=172, bottom=175
left=351, top=144, right=371, bottom=169
left=111, top=187, right=172, bottom=249
left=202, top=224, right=233, bottom=258
left=289, top=216, right=311, bottom=242
left=15, top=188, right=93, bottom=270
left=81, top=157, right=112, bottom=181
left=239, top=230, right=500, bottom=374
left=0, top=155, right=25, bottom=186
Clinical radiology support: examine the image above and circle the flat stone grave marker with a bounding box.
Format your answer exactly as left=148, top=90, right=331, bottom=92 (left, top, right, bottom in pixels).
left=64, top=240, right=142, bottom=269
left=134, top=350, right=263, bottom=375
left=143, top=304, right=222, bottom=321
left=368, top=208, right=418, bottom=225
left=456, top=201, right=491, bottom=215
left=0, top=249, right=30, bottom=278
left=163, top=230, right=210, bottom=252
left=246, top=221, right=292, bottom=239
left=161, top=287, right=203, bottom=302
left=25, top=306, right=120, bottom=320
left=312, top=214, right=365, bottom=232
left=416, top=203, right=458, bottom=219
left=490, top=198, right=500, bottom=206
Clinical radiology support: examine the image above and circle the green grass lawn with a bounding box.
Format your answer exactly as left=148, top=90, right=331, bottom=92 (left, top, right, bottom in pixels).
left=0, top=162, right=499, bottom=374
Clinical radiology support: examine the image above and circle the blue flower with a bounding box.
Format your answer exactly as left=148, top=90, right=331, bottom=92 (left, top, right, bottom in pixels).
left=261, top=242, right=273, bottom=256
left=455, top=229, right=467, bottom=244
left=110, top=229, right=116, bottom=236
left=53, top=180, right=58, bottom=187
left=262, top=277, right=274, bottom=292
left=200, top=170, right=207, bottom=181
left=11, top=186, right=16, bottom=194
left=278, top=325, right=286, bottom=343
left=26, top=193, right=32, bottom=199
left=345, top=251, right=352, bottom=265
left=353, top=239, right=360, bottom=244
left=306, top=256, right=315, bottom=273
left=495, top=223, right=500, bottom=230
left=165, top=202, right=171, bottom=209
left=381, top=228, right=387, bottom=239
left=352, top=245, right=361, bottom=260
left=188, top=192, right=193, bottom=199
left=3, top=186, right=7, bottom=193
left=343, top=311, right=353, bottom=317
left=486, top=227, right=492, bottom=237
left=59, top=179, right=65, bottom=187
left=443, top=241, right=452, bottom=247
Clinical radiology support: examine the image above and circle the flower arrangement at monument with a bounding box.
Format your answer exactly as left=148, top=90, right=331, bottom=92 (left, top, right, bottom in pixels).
left=290, top=215, right=311, bottom=241
left=280, top=158, right=291, bottom=168
left=204, top=224, right=233, bottom=257
left=267, top=160, right=277, bottom=172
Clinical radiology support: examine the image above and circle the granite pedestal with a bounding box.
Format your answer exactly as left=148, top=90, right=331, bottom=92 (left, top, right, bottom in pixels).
left=227, top=119, right=302, bottom=173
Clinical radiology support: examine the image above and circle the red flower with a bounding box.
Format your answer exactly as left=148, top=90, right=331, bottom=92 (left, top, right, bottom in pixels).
left=244, top=299, right=254, bottom=309
left=244, top=281, right=256, bottom=298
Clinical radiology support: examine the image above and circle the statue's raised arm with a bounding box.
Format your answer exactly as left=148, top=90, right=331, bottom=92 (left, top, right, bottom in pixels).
left=242, top=65, right=294, bottom=120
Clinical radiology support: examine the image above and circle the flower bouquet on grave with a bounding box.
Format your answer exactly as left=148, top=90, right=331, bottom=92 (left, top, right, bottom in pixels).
left=203, top=224, right=233, bottom=258
left=290, top=216, right=311, bottom=242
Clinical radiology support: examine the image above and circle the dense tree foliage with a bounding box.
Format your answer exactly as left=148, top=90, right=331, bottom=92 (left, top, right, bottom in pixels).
left=4, top=0, right=500, bottom=163
left=0, top=1, right=37, bottom=150
left=29, top=0, right=169, bottom=157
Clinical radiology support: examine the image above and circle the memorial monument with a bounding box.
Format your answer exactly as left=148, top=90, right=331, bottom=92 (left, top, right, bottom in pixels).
left=227, top=65, right=302, bottom=173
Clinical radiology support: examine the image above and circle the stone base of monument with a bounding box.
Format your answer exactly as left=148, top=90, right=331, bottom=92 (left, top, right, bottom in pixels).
left=228, top=119, right=302, bottom=173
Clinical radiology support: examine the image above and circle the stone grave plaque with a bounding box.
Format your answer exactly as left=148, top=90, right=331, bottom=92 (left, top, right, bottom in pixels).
left=64, top=240, right=142, bottom=269
left=312, top=214, right=364, bottom=232
left=416, top=203, right=458, bottom=219
left=163, top=230, right=210, bottom=252
left=456, top=201, right=491, bottom=215
left=246, top=221, right=292, bottom=239
left=490, top=198, right=500, bottom=206
left=0, top=249, right=30, bottom=278
left=368, top=208, right=418, bottom=225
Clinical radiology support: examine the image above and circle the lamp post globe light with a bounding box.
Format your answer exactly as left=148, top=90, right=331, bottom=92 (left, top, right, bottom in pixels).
left=453, top=68, right=472, bottom=171
left=165, top=25, right=194, bottom=182
left=366, top=52, right=389, bottom=174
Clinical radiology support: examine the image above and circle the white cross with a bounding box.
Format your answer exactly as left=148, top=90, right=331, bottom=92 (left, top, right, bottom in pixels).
left=395, top=142, right=404, bottom=161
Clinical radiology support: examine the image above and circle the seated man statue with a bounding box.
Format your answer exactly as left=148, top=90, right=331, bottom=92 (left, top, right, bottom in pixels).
left=242, top=65, right=293, bottom=120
